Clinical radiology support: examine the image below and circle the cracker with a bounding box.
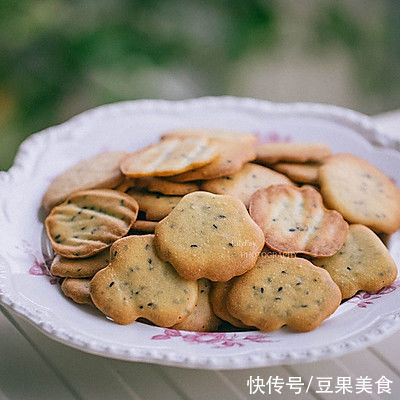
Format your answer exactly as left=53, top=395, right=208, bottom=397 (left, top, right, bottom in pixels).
left=135, top=177, right=200, bottom=195
left=45, top=189, right=139, bottom=258
left=273, top=162, right=320, bottom=184
left=61, top=278, right=93, bottom=305
left=201, top=163, right=293, bottom=207
left=155, top=191, right=264, bottom=281
left=249, top=184, right=348, bottom=257
left=42, top=151, right=127, bottom=210
left=51, top=249, right=110, bottom=278
left=126, top=189, right=181, bottom=221
left=162, top=129, right=257, bottom=143
left=313, top=224, right=398, bottom=299
left=319, top=153, right=400, bottom=234
left=90, top=235, right=198, bottom=326
left=132, top=220, right=157, bottom=233
left=120, top=137, right=217, bottom=178
left=256, top=142, right=331, bottom=165
left=173, top=279, right=221, bottom=332
left=227, top=254, right=342, bottom=332
left=210, top=281, right=248, bottom=328
left=168, top=136, right=256, bottom=182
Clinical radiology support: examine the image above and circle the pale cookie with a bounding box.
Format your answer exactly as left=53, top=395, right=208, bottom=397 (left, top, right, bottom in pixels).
left=120, top=137, right=217, bottom=177
left=256, top=142, right=331, bottom=165
left=249, top=184, right=348, bottom=257
left=135, top=177, right=200, bottom=195
left=45, top=189, right=139, bottom=258
left=169, top=136, right=256, bottom=182
left=210, top=281, right=248, bottom=328
left=90, top=235, right=198, bottom=326
left=162, top=129, right=257, bottom=143
left=126, top=189, right=181, bottom=221
left=132, top=220, right=158, bottom=233
left=313, top=224, right=398, bottom=299
left=319, top=153, right=400, bottom=234
left=42, top=151, right=127, bottom=210
left=51, top=249, right=110, bottom=278
left=227, top=255, right=342, bottom=332
left=155, top=191, right=264, bottom=281
left=201, top=163, right=292, bottom=207
left=173, top=279, right=221, bottom=332
left=273, top=162, right=320, bottom=184
left=61, top=278, right=93, bottom=305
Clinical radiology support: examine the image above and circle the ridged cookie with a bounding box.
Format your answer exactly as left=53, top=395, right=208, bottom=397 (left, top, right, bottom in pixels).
left=319, top=154, right=400, bottom=234
left=227, top=255, right=342, bottom=332
left=61, top=278, right=93, bottom=305
left=155, top=191, right=264, bottom=281
left=45, top=189, right=139, bottom=258
left=249, top=184, right=348, bottom=256
left=90, top=235, right=198, bottom=326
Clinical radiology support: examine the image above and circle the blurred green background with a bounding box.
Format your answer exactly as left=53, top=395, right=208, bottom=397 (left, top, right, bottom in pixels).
left=1, top=0, right=400, bottom=170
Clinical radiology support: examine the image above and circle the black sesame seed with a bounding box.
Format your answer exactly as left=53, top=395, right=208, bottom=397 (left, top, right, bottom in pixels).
left=54, top=234, right=61, bottom=240
left=145, top=244, right=150, bottom=250
left=228, top=242, right=234, bottom=247
left=147, top=303, right=153, bottom=307
left=67, top=200, right=71, bottom=204
left=113, top=250, right=118, bottom=257
left=296, top=282, right=301, bottom=286
left=275, top=297, right=281, bottom=301
left=190, top=244, right=198, bottom=248
left=81, top=226, right=86, bottom=230
left=120, top=199, right=124, bottom=206
left=218, top=215, right=226, bottom=218
left=346, top=266, right=352, bottom=271
left=260, top=287, right=264, bottom=293
left=278, top=287, right=283, bottom=292
left=281, top=270, right=287, bottom=274
left=109, top=282, right=115, bottom=287
left=313, top=279, right=318, bottom=282
left=289, top=228, right=296, bottom=232
left=148, top=258, right=152, bottom=264
left=200, top=289, right=205, bottom=293
left=90, top=215, right=94, bottom=219
left=139, top=305, right=143, bottom=309
left=267, top=277, right=272, bottom=282
left=212, top=224, right=218, bottom=229
left=301, top=305, right=308, bottom=308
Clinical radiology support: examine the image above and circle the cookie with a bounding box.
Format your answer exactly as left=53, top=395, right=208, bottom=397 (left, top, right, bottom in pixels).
left=249, top=184, right=348, bottom=256
left=45, top=189, right=139, bottom=258
left=90, top=235, right=198, bottom=326
left=162, top=129, right=257, bottom=143
left=313, top=224, right=398, bottom=299
left=61, top=278, right=93, bottom=305
left=168, top=136, right=256, bottom=182
left=210, top=281, right=248, bottom=328
left=319, top=153, right=400, bottom=234
left=173, top=279, right=221, bottom=332
left=135, top=177, right=200, bottom=195
left=42, top=151, right=127, bottom=210
left=155, top=191, right=264, bottom=281
left=273, top=162, right=320, bottom=184
left=201, top=163, right=293, bottom=207
left=227, top=254, right=342, bottom=332
left=120, top=137, right=217, bottom=178
left=126, top=189, right=181, bottom=221
left=256, top=142, right=331, bottom=165
left=51, top=249, right=110, bottom=278
left=132, top=220, right=157, bottom=233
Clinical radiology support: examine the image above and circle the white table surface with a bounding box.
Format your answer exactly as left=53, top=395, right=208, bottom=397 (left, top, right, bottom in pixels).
left=1, top=111, right=400, bottom=400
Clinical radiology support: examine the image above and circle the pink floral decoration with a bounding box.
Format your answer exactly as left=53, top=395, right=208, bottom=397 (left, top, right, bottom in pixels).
left=151, top=329, right=275, bottom=348
left=255, top=131, right=292, bottom=144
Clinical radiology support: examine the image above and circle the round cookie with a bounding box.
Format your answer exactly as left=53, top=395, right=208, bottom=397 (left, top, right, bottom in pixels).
left=227, top=254, right=342, bottom=332
left=173, top=279, right=221, bottom=332
left=313, top=224, right=398, bottom=299
left=132, top=220, right=158, bottom=233
left=120, top=136, right=217, bottom=177
left=61, top=278, right=93, bottom=305
left=249, top=184, right=348, bottom=257
left=162, top=129, right=257, bottom=142
left=155, top=191, right=264, bottom=281
left=135, top=177, right=200, bottom=195
left=273, top=163, right=320, bottom=184
left=90, top=235, right=198, bottom=326
left=319, top=153, right=400, bottom=234
left=42, top=151, right=127, bottom=211
left=45, top=189, right=139, bottom=258
left=201, top=163, right=293, bottom=207
left=51, top=249, right=110, bottom=278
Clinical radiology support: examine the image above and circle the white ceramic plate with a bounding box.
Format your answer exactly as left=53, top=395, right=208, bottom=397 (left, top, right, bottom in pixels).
left=1, top=97, right=400, bottom=370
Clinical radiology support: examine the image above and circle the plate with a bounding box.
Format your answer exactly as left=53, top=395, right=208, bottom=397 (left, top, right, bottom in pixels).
left=1, top=97, right=400, bottom=370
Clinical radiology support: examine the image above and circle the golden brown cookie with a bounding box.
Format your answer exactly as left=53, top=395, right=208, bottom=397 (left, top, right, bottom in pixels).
left=249, top=184, right=348, bottom=257
left=319, top=153, right=400, bottom=234
left=126, top=189, right=181, bottom=221
left=201, top=163, right=293, bottom=207
left=61, top=278, right=93, bottom=305
left=210, top=281, right=248, bottom=328
left=273, top=162, right=320, bottom=184
left=90, top=235, right=198, bottom=326
left=42, top=151, right=127, bottom=210
left=155, top=191, right=264, bottom=281
left=135, top=177, right=200, bottom=195
left=173, top=279, right=221, bottom=332
left=51, top=249, right=110, bottom=278
left=256, top=142, right=331, bottom=165
left=227, top=254, right=342, bottom=332
left=45, top=189, right=139, bottom=258
left=313, top=224, right=398, bottom=299
left=120, top=137, right=217, bottom=177
left=132, top=220, right=158, bottom=233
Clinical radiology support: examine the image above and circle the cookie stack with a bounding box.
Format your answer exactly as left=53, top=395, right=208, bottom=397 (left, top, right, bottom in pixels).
left=42, top=130, right=400, bottom=333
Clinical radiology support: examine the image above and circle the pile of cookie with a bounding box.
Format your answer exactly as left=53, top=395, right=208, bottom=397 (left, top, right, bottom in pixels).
left=42, top=130, right=400, bottom=332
